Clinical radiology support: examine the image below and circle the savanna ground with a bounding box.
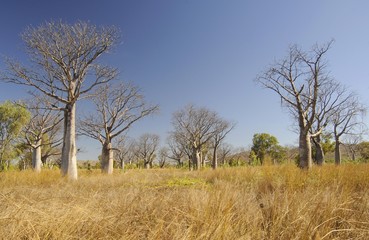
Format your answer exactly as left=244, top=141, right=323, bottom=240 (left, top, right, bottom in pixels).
left=0, top=164, right=368, bottom=240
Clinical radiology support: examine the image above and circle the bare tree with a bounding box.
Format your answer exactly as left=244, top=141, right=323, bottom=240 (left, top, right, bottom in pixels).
left=2, top=21, right=119, bottom=179
left=217, top=143, right=233, bottom=166
left=171, top=104, right=219, bottom=170
left=134, top=133, right=160, bottom=169
left=158, top=147, right=168, bottom=168
left=166, top=134, right=186, bottom=167
left=256, top=41, right=333, bottom=169
left=342, top=134, right=363, bottom=162
left=37, top=123, right=65, bottom=170
left=79, top=82, right=158, bottom=174
left=23, top=97, right=62, bottom=172
left=310, top=80, right=351, bottom=165
left=114, top=135, right=135, bottom=171
left=211, top=119, right=235, bottom=169
left=331, top=94, right=366, bottom=165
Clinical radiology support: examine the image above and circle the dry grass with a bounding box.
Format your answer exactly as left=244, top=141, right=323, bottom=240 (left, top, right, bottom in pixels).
left=0, top=164, right=368, bottom=239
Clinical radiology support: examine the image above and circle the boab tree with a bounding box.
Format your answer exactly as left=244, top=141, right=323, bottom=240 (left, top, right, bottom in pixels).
left=217, top=143, right=233, bottom=166
left=331, top=93, right=366, bottom=165
left=134, top=133, right=160, bottom=169
left=2, top=21, right=119, bottom=179
left=79, top=82, right=158, bottom=174
left=211, top=118, right=235, bottom=169
left=166, top=134, right=186, bottom=167
left=171, top=104, right=232, bottom=170
left=114, top=135, right=136, bottom=171
left=310, top=80, right=349, bottom=165
left=23, top=97, right=62, bottom=172
left=256, top=41, right=333, bottom=169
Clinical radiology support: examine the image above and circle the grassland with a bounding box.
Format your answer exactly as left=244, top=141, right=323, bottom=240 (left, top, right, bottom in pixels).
left=0, top=164, right=368, bottom=239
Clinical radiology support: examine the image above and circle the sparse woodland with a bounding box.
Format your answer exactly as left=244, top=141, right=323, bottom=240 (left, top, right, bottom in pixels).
left=0, top=21, right=369, bottom=239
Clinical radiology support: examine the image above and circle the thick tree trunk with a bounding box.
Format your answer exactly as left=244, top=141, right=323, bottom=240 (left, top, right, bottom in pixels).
left=212, top=146, right=218, bottom=170
left=121, top=159, right=125, bottom=171
left=196, top=150, right=201, bottom=170
left=192, top=148, right=201, bottom=170
left=144, top=161, right=150, bottom=169
left=335, top=138, right=341, bottom=165
left=32, top=140, right=42, bottom=173
left=315, top=143, right=324, bottom=166
left=201, top=152, right=206, bottom=168
left=314, top=135, right=325, bottom=166
left=101, top=141, right=114, bottom=174
left=61, top=103, right=78, bottom=180
left=299, top=130, right=312, bottom=169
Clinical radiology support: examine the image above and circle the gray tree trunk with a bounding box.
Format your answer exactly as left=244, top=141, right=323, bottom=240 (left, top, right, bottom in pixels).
left=315, top=143, right=325, bottom=166
left=32, top=140, right=42, bottom=173
left=212, top=146, right=218, bottom=170
left=61, top=103, right=78, bottom=180
left=314, top=135, right=325, bottom=166
left=192, top=148, right=201, bottom=170
left=196, top=150, right=201, bottom=170
left=144, top=161, right=150, bottom=169
left=299, top=130, right=312, bottom=169
left=101, top=141, right=114, bottom=174
left=121, top=159, right=125, bottom=171
left=335, top=139, right=341, bottom=165
left=201, top=152, right=206, bottom=168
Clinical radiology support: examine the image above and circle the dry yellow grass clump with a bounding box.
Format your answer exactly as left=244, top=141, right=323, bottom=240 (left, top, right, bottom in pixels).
left=0, top=164, right=368, bottom=239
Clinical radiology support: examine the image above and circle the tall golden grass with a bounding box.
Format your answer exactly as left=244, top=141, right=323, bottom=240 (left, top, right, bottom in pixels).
left=0, top=164, right=368, bottom=239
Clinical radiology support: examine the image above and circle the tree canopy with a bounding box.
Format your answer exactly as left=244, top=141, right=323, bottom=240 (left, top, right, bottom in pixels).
left=0, top=101, right=30, bottom=170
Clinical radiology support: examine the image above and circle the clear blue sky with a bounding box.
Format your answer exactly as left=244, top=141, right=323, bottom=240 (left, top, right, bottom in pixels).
left=1, top=0, right=369, bottom=160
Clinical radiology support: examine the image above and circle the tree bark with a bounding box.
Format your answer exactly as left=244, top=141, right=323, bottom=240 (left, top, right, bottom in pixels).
left=192, top=148, right=201, bottom=170
left=61, top=103, right=78, bottom=180
left=32, top=140, right=42, bottom=173
left=212, top=146, right=218, bottom=170
left=315, top=143, right=325, bottom=166
left=144, top=161, right=150, bottom=169
left=299, top=130, right=312, bottom=169
left=196, top=150, right=201, bottom=170
left=121, top=159, right=125, bottom=171
left=348, top=146, right=356, bottom=161
left=314, top=135, right=325, bottom=166
left=335, top=138, right=341, bottom=165
left=101, top=141, right=114, bottom=174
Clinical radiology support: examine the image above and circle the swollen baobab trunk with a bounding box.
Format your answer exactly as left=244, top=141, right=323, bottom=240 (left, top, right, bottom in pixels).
left=299, top=130, right=312, bottom=169
left=192, top=148, right=201, bottom=170
left=32, top=140, right=42, bottom=173
left=101, top=141, right=114, bottom=174
left=61, top=103, right=78, bottom=180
